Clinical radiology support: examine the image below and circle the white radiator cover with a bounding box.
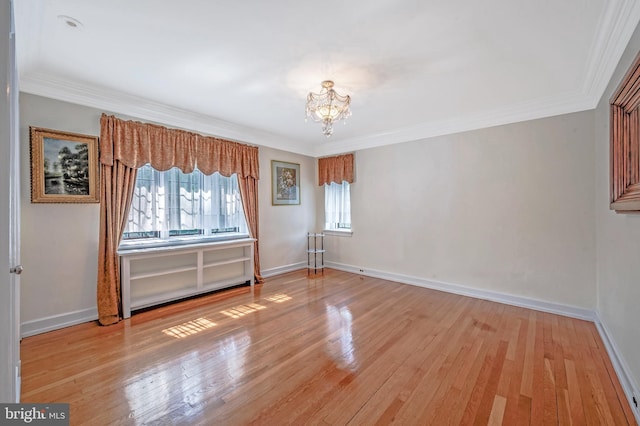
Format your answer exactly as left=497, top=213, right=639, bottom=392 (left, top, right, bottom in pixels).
left=119, top=238, right=255, bottom=318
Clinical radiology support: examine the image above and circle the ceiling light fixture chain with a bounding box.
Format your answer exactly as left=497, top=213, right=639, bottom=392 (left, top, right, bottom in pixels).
left=305, top=80, right=351, bottom=137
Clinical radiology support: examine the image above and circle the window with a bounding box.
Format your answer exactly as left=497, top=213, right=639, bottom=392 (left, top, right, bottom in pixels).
left=324, top=181, right=351, bottom=230
left=121, top=164, right=247, bottom=246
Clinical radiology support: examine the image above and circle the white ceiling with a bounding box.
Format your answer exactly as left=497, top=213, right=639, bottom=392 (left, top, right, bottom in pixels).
left=14, top=0, right=640, bottom=157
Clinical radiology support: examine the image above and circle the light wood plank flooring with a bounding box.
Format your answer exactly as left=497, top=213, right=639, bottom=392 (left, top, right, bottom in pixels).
left=21, top=269, right=637, bottom=425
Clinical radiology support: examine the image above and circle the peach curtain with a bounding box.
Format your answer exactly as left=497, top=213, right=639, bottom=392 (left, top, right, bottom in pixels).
left=97, top=160, right=137, bottom=325
left=97, top=114, right=261, bottom=325
left=238, top=176, right=264, bottom=283
left=318, top=153, right=354, bottom=186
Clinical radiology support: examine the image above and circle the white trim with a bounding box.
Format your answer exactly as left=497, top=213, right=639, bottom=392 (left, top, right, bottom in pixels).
left=323, top=229, right=353, bottom=237
left=119, top=234, right=251, bottom=252
left=117, top=236, right=255, bottom=256
left=581, top=0, right=640, bottom=104
left=19, top=72, right=311, bottom=156
left=21, top=307, right=98, bottom=338
left=19, top=259, right=301, bottom=335
left=312, top=92, right=595, bottom=157
left=594, top=312, right=640, bottom=423
left=17, top=72, right=622, bottom=160
left=261, top=262, right=306, bottom=278
left=15, top=2, right=640, bottom=159
left=23, top=69, right=597, bottom=159
left=325, top=261, right=595, bottom=321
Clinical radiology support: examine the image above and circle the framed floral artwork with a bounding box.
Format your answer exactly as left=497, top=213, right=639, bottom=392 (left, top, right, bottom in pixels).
left=30, top=127, right=100, bottom=203
left=271, top=160, right=300, bottom=205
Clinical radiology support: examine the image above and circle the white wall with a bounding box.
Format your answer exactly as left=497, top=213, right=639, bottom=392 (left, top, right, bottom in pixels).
left=258, top=145, right=317, bottom=275
left=595, top=21, right=640, bottom=402
left=19, top=93, right=315, bottom=334
left=325, top=111, right=596, bottom=309
left=20, top=94, right=101, bottom=333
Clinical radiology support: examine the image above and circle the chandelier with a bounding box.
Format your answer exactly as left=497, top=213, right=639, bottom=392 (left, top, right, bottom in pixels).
left=305, top=80, right=351, bottom=137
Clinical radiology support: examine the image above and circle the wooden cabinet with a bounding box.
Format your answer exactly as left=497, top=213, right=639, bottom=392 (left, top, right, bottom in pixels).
left=119, top=238, right=255, bottom=318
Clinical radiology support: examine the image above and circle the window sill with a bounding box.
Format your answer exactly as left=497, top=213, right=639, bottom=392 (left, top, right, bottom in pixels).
left=118, top=233, right=251, bottom=253
left=323, top=229, right=353, bottom=237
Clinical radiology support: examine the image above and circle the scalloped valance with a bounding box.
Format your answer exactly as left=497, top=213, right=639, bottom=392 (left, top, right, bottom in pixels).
left=318, top=153, right=354, bottom=186
left=99, top=114, right=259, bottom=179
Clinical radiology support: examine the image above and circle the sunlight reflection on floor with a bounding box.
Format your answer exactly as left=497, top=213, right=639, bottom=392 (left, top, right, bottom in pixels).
left=220, top=303, right=267, bottom=318
left=266, top=293, right=293, bottom=303
left=161, top=317, right=217, bottom=339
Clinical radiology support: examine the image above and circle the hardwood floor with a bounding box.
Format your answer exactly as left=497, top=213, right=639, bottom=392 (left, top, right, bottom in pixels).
left=21, top=269, right=637, bottom=425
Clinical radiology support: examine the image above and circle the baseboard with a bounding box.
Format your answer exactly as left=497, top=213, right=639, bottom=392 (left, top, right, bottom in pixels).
left=325, top=261, right=595, bottom=321
left=21, top=307, right=98, bottom=338
left=261, top=262, right=307, bottom=278
left=20, top=261, right=308, bottom=336
left=594, top=312, right=640, bottom=423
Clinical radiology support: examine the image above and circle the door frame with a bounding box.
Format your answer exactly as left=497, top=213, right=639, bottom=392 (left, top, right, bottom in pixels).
left=1, top=0, right=21, bottom=403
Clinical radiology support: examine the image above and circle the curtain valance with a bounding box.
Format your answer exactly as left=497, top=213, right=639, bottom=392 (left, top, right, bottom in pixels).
left=318, top=153, right=354, bottom=186
left=100, top=114, right=259, bottom=179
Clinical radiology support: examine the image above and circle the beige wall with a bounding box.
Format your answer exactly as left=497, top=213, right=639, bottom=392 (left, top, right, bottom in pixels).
left=258, top=145, right=317, bottom=274
left=19, top=93, right=315, bottom=331
left=595, top=21, right=640, bottom=398
left=325, top=111, right=597, bottom=309
left=20, top=94, right=101, bottom=328
left=19, top=93, right=598, bottom=330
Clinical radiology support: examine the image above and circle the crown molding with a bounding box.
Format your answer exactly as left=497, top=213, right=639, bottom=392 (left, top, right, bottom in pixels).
left=312, top=91, right=595, bottom=157
left=316, top=0, right=640, bottom=158
left=16, top=70, right=601, bottom=160
left=581, top=0, right=640, bottom=105
left=19, top=72, right=315, bottom=157
left=20, top=0, right=640, bottom=161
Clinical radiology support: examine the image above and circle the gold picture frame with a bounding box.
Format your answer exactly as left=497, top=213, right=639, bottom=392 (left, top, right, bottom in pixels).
left=271, top=160, right=300, bottom=205
left=30, top=127, right=100, bottom=203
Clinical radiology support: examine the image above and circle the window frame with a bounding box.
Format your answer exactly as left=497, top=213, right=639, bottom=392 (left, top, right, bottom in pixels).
left=323, top=180, right=352, bottom=233
left=119, top=165, right=249, bottom=250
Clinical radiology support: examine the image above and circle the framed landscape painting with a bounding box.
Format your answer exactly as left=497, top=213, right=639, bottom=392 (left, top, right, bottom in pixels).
left=30, top=127, right=100, bottom=203
left=271, top=160, right=300, bottom=205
